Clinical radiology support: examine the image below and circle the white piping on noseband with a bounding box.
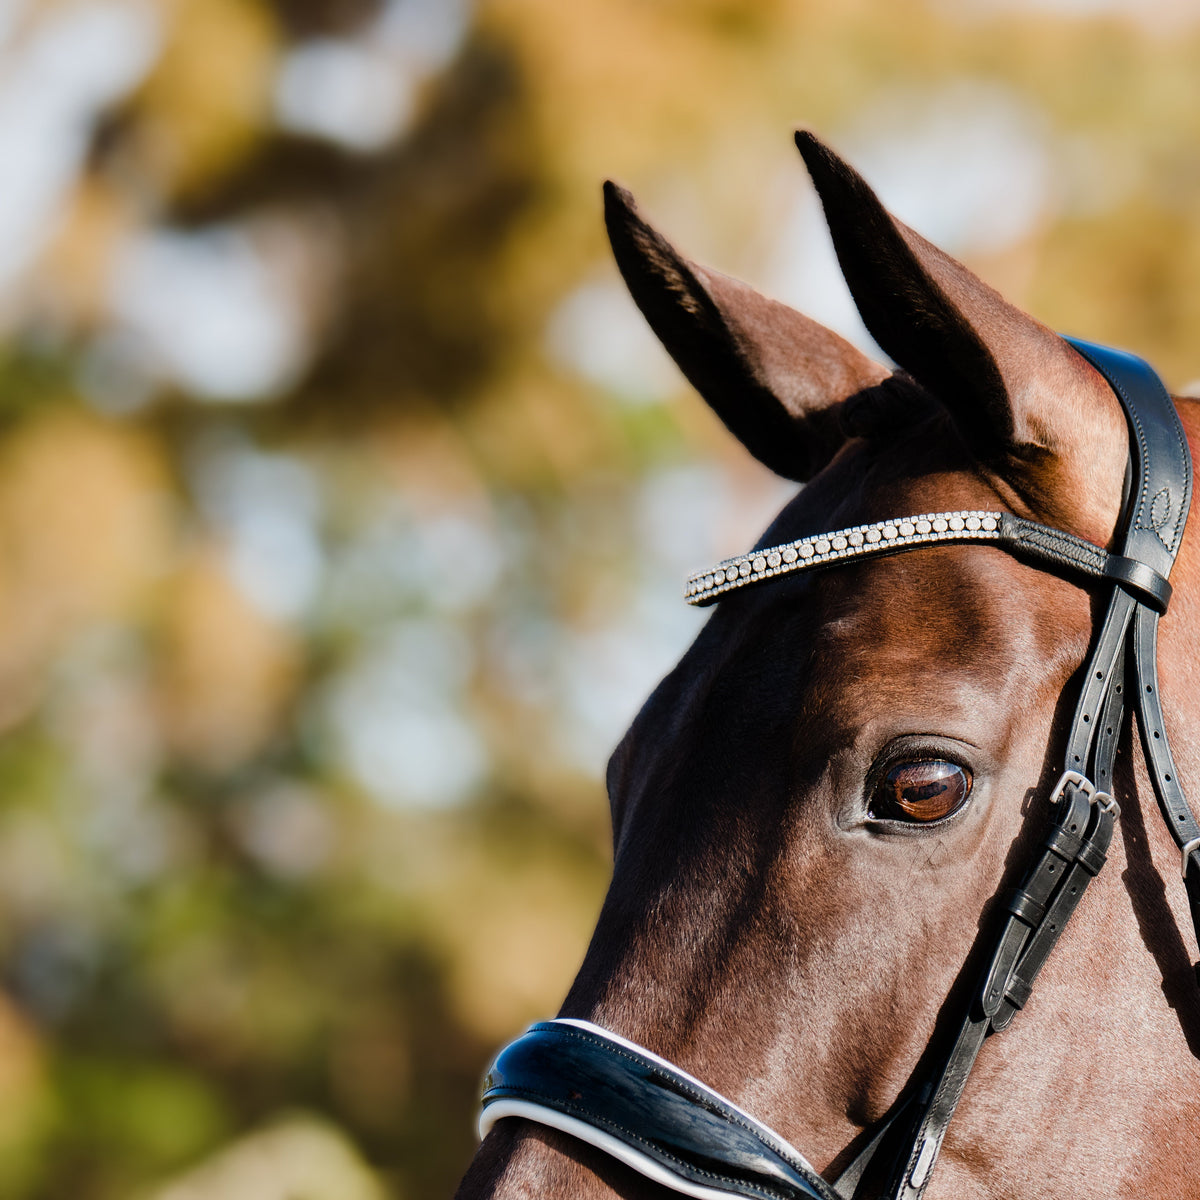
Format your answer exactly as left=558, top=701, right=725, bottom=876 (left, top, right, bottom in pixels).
left=479, top=1101, right=753, bottom=1200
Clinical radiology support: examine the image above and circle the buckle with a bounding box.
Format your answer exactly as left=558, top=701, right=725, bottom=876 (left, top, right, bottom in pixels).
left=1047, top=769, right=1119, bottom=816
left=1182, top=836, right=1200, bottom=880
left=1048, top=770, right=1096, bottom=806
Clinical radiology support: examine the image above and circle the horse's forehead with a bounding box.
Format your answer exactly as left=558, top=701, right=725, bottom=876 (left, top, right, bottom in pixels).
left=742, top=455, right=1086, bottom=677
left=759, top=544, right=1077, bottom=710
left=796, top=547, right=1087, bottom=735
left=611, top=446, right=1097, bottom=813
left=816, top=545, right=1067, bottom=665
left=615, top=527, right=1089, bottom=803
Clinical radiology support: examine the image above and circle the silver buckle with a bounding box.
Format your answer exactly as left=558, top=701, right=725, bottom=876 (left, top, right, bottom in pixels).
left=1181, top=836, right=1200, bottom=880
left=1047, top=769, right=1119, bottom=816
left=1047, top=770, right=1096, bottom=806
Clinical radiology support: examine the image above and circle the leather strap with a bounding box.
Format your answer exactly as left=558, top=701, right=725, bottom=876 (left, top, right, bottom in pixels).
left=1069, top=337, right=1200, bottom=949
left=866, top=338, right=1195, bottom=1199
left=880, top=781, right=1117, bottom=1200
left=1067, top=339, right=1191, bottom=576
left=997, top=515, right=1172, bottom=612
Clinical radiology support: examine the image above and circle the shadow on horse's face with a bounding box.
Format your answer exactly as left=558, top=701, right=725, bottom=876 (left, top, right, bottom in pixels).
left=572, top=436, right=1095, bottom=1162
left=457, top=134, right=1200, bottom=1198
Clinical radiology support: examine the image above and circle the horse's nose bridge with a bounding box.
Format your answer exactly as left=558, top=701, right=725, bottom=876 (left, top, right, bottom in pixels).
left=575, top=804, right=834, bottom=1065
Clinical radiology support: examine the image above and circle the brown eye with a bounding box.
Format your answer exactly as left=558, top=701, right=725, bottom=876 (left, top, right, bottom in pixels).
left=870, top=760, right=973, bottom=823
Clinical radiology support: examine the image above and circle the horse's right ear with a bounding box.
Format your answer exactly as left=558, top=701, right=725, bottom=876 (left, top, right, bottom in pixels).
left=603, top=181, right=889, bottom=481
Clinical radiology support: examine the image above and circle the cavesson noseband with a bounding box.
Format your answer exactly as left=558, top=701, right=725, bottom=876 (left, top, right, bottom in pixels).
left=477, top=338, right=1200, bottom=1199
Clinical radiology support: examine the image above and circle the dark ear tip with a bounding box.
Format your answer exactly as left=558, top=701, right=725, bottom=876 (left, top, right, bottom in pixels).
left=793, top=129, right=843, bottom=182
left=603, top=179, right=637, bottom=217
left=793, top=129, right=825, bottom=160
left=604, top=180, right=654, bottom=259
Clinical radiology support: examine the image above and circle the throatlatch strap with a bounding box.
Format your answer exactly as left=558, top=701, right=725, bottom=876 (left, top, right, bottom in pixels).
left=1134, top=608, right=1200, bottom=942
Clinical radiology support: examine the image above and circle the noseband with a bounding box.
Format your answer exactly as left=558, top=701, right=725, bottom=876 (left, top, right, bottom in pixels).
left=478, top=338, right=1200, bottom=1199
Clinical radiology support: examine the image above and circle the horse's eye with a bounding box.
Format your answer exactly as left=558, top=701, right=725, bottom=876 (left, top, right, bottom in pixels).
left=870, top=760, right=973, bottom=823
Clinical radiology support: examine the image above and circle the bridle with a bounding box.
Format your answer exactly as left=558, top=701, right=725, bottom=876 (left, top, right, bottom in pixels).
left=476, top=338, right=1200, bottom=1199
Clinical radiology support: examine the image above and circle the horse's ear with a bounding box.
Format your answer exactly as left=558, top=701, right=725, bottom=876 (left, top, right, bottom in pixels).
left=794, top=130, right=1127, bottom=541
left=603, top=181, right=890, bottom=481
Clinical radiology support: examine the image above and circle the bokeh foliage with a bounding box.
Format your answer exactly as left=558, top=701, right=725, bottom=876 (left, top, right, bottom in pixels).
left=3, top=0, right=1200, bottom=1196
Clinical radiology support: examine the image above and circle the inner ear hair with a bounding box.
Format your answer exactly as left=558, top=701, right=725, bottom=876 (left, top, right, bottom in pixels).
left=838, top=374, right=938, bottom=441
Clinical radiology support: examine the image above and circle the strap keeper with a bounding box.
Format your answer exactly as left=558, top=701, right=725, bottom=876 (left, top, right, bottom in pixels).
left=1044, top=825, right=1083, bottom=861
left=1006, top=891, right=1045, bottom=927
left=1076, top=842, right=1108, bottom=876
left=1102, top=554, right=1172, bottom=612
left=1004, top=975, right=1032, bottom=1010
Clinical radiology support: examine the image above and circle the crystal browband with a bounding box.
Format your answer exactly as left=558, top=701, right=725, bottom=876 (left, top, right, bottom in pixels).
left=686, top=510, right=1001, bottom=606
left=685, top=509, right=1173, bottom=612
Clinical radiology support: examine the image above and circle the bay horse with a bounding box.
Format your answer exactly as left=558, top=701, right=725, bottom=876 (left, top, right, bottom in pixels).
left=454, top=132, right=1200, bottom=1198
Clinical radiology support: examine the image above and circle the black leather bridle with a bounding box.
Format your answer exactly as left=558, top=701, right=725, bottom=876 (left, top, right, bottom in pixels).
left=477, top=338, right=1200, bottom=1199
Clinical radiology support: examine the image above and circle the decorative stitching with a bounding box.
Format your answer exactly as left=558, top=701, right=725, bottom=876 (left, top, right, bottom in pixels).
left=1090, top=346, right=1189, bottom=554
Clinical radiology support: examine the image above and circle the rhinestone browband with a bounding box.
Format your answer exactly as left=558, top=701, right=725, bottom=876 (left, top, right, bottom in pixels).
left=685, top=510, right=1003, bottom=606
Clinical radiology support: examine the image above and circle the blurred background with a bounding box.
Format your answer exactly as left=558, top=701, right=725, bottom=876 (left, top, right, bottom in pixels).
left=0, top=0, right=1199, bottom=1195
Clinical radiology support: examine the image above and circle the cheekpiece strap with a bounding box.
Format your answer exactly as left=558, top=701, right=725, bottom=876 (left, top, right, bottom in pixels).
left=877, top=337, right=1197, bottom=1200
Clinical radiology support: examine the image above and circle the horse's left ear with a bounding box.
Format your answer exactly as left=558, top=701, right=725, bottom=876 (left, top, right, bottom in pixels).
left=795, top=130, right=1128, bottom=544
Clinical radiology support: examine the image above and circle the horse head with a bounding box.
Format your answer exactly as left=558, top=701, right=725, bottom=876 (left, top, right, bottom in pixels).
left=455, top=133, right=1200, bottom=1199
